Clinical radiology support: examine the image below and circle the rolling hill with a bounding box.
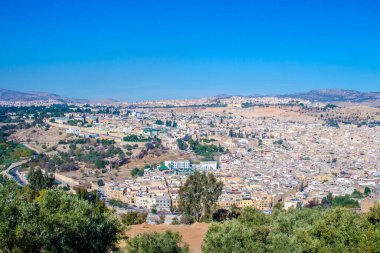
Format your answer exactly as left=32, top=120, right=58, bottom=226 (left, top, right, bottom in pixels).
left=0, top=88, right=119, bottom=104
left=280, top=89, right=380, bottom=102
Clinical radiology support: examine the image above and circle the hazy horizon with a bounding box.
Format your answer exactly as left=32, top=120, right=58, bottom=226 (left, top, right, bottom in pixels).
left=3, top=85, right=380, bottom=103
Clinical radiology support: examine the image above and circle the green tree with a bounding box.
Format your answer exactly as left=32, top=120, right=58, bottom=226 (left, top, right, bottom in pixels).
left=75, top=187, right=107, bottom=212
left=155, top=119, right=164, bottom=125
left=237, top=207, right=269, bottom=226
left=202, top=219, right=269, bottom=253
left=95, top=159, right=108, bottom=169
left=97, top=179, right=105, bottom=186
left=321, top=192, right=333, bottom=207
left=176, top=138, right=188, bottom=150
left=367, top=204, right=380, bottom=225
left=0, top=181, right=121, bottom=252
left=267, top=207, right=323, bottom=252
left=126, top=231, right=189, bottom=253
left=351, top=189, right=364, bottom=199
left=332, top=195, right=360, bottom=208
left=151, top=204, right=157, bottom=214
left=27, top=167, right=55, bottom=191
left=165, top=120, right=172, bottom=127
left=364, top=187, right=372, bottom=196
left=121, top=211, right=147, bottom=225
left=178, top=172, right=223, bottom=222
left=0, top=174, right=7, bottom=185
left=203, top=207, right=380, bottom=253
left=307, top=208, right=376, bottom=252
left=131, top=167, right=144, bottom=177
left=108, top=199, right=128, bottom=209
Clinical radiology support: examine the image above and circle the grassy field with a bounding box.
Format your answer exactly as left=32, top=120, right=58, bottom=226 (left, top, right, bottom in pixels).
left=0, top=143, right=33, bottom=171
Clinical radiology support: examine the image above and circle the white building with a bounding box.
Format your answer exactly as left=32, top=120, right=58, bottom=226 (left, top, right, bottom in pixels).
left=155, top=195, right=172, bottom=211
left=196, top=161, right=218, bottom=171
left=164, top=160, right=191, bottom=170
left=135, top=194, right=156, bottom=209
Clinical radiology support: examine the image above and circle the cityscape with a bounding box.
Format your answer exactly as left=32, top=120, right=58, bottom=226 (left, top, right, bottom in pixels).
left=1, top=0, right=380, bottom=252
left=1, top=89, right=379, bottom=252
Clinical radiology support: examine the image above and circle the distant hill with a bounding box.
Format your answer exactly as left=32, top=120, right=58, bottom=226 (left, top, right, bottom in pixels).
left=1, top=88, right=378, bottom=105
left=0, top=88, right=118, bottom=104
left=280, top=89, right=380, bottom=102
left=0, top=88, right=47, bottom=102
left=88, top=98, right=120, bottom=104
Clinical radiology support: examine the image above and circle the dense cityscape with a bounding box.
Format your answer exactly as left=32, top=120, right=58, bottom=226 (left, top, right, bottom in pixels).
left=2, top=0, right=380, bottom=252
left=1, top=92, right=379, bottom=252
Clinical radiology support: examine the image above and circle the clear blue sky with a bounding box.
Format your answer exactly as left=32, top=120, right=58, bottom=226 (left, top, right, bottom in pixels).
left=0, top=0, right=379, bottom=101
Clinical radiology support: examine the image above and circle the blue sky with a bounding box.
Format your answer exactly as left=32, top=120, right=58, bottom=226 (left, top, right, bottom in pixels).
left=0, top=0, right=379, bottom=101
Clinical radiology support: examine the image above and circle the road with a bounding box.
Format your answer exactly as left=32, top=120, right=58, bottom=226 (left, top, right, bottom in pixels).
left=8, top=138, right=142, bottom=211
left=0, top=160, right=29, bottom=185
left=0, top=143, right=40, bottom=185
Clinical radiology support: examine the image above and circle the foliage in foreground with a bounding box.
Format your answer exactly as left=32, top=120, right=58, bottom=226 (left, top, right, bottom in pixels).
left=0, top=180, right=121, bottom=253
left=126, top=231, right=189, bottom=253
left=202, top=206, right=380, bottom=253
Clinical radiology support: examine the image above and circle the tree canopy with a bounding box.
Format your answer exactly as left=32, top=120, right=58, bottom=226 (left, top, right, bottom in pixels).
left=0, top=180, right=121, bottom=253
left=202, top=206, right=380, bottom=253
left=179, top=171, right=223, bottom=222
left=27, top=167, right=55, bottom=191
left=126, top=231, right=189, bottom=253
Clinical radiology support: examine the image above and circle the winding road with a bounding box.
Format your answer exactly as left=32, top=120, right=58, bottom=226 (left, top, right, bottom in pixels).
left=0, top=142, right=40, bottom=185
left=0, top=160, right=29, bottom=185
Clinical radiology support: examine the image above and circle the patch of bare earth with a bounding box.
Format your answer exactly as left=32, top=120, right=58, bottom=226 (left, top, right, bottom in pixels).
left=9, top=126, right=67, bottom=150
left=201, top=106, right=318, bottom=123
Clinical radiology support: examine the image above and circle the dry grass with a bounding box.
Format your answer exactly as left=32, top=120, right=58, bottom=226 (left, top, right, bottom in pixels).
left=9, top=126, right=67, bottom=149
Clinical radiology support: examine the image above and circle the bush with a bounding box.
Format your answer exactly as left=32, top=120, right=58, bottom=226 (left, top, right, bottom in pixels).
left=180, top=214, right=194, bottom=224
left=108, top=199, right=128, bottom=209
left=212, top=208, right=241, bottom=222
left=171, top=217, right=180, bottom=225
left=58, top=163, right=78, bottom=172
left=332, top=195, right=360, bottom=208
left=159, top=214, right=166, bottom=224
left=131, top=168, right=144, bottom=177
left=126, top=231, right=189, bottom=253
left=121, top=211, right=147, bottom=225
left=123, top=134, right=152, bottom=142
left=97, top=179, right=105, bottom=186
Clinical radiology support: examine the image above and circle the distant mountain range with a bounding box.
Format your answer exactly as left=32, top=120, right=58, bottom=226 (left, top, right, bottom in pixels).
left=0, top=89, right=118, bottom=104
left=279, top=89, right=380, bottom=102
left=0, top=88, right=379, bottom=104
